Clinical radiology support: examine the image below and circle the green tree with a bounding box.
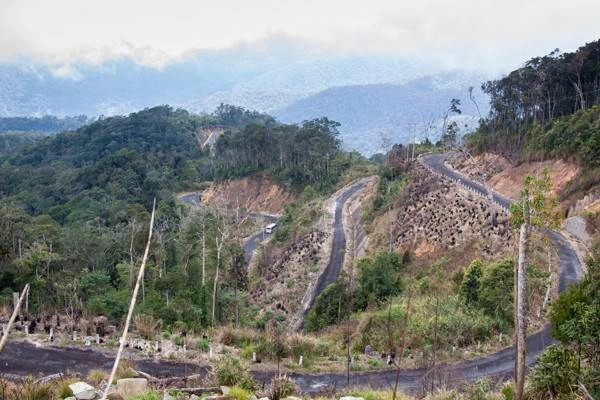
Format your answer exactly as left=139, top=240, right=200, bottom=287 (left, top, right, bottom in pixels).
left=354, top=251, right=404, bottom=310
left=460, top=259, right=483, bottom=307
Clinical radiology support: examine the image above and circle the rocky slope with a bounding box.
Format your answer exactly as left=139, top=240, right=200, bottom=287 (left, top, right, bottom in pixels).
left=369, top=162, right=513, bottom=259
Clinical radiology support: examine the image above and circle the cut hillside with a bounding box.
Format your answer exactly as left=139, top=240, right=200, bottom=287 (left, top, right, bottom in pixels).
left=366, top=162, right=513, bottom=260
left=201, top=173, right=295, bottom=215
left=449, top=153, right=580, bottom=201
left=488, top=159, right=579, bottom=200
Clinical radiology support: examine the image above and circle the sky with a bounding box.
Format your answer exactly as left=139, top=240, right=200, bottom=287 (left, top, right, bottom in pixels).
left=2, top=0, right=600, bottom=73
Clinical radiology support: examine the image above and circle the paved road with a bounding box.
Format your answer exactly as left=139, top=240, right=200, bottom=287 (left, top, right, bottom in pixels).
left=0, top=161, right=583, bottom=394
left=300, top=178, right=371, bottom=323
left=420, top=153, right=583, bottom=292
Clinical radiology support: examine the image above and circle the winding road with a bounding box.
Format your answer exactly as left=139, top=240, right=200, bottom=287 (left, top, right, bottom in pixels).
left=298, top=178, right=371, bottom=324
left=177, top=191, right=278, bottom=263
left=0, top=156, right=584, bottom=394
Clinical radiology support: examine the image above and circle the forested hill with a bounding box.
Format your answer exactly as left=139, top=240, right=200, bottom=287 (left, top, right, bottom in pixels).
left=0, top=115, right=90, bottom=133
left=0, top=104, right=355, bottom=324
left=0, top=107, right=199, bottom=223
left=0, top=105, right=273, bottom=224
left=0, top=115, right=91, bottom=155
left=0, top=104, right=352, bottom=225
left=466, top=39, right=600, bottom=167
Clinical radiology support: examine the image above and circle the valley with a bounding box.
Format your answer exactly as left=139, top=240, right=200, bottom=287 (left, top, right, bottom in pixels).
left=0, top=152, right=584, bottom=395
left=0, top=21, right=599, bottom=400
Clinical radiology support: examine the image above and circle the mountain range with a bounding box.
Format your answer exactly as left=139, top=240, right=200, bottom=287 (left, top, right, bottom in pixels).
left=0, top=41, right=491, bottom=153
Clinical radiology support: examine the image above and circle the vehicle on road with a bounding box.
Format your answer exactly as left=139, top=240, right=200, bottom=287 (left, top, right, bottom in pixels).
left=265, top=222, right=277, bottom=234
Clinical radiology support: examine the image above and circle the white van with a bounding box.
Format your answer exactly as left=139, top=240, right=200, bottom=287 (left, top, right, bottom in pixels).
left=265, top=222, right=277, bottom=234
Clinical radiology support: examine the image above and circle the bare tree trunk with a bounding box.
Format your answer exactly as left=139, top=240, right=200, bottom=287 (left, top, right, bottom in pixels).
left=393, top=291, right=413, bottom=400
left=0, top=284, right=30, bottom=353
left=212, top=237, right=223, bottom=326
left=431, top=296, right=440, bottom=393
left=345, top=204, right=357, bottom=386
left=129, top=218, right=136, bottom=289
left=100, top=200, right=155, bottom=400
left=201, top=210, right=206, bottom=288
left=515, top=221, right=528, bottom=400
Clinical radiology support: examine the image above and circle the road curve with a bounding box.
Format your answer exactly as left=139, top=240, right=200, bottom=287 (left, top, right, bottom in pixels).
left=177, top=191, right=278, bottom=263
left=299, top=178, right=371, bottom=324
left=0, top=160, right=583, bottom=394
left=420, top=152, right=583, bottom=291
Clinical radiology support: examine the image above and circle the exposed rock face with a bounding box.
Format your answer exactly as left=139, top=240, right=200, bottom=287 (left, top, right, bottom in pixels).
left=375, top=164, right=513, bottom=258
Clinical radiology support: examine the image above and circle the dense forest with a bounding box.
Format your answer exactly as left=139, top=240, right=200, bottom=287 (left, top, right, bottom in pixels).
left=212, top=117, right=354, bottom=191
left=0, top=104, right=355, bottom=330
left=0, top=115, right=90, bottom=133
left=466, top=40, right=600, bottom=167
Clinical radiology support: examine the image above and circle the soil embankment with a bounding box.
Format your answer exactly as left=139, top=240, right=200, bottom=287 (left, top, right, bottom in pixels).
left=201, top=174, right=295, bottom=215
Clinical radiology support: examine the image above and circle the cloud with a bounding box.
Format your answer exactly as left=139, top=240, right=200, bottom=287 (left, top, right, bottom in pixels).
left=1, top=0, right=599, bottom=73
left=51, top=64, right=83, bottom=80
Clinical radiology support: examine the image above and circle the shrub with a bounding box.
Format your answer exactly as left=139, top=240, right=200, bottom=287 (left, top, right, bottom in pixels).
left=354, top=250, right=404, bottom=310
left=130, top=391, right=162, bottom=400
left=268, top=375, right=298, bottom=400
left=86, top=369, right=108, bottom=386
left=228, top=386, right=252, bottom=400
left=288, top=334, right=316, bottom=359
left=305, top=280, right=346, bottom=331
left=8, top=377, right=52, bottom=400
left=196, top=337, right=210, bottom=352
left=527, top=345, right=578, bottom=398
left=54, top=377, right=76, bottom=399
left=116, top=359, right=137, bottom=380
left=134, top=314, right=161, bottom=339
left=549, top=284, right=587, bottom=342
left=241, top=344, right=256, bottom=359
left=477, top=259, right=514, bottom=329
left=213, top=356, right=256, bottom=391
left=460, top=259, right=483, bottom=307
left=172, top=335, right=184, bottom=346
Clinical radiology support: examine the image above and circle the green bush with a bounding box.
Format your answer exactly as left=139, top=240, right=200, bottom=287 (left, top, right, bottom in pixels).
left=354, top=250, right=404, bottom=310
left=130, top=391, right=162, bottom=400
left=460, top=259, right=483, bottom=307
left=196, top=337, right=210, bottom=352
left=213, top=356, right=256, bottom=391
left=549, top=284, right=587, bottom=342
left=305, top=280, right=347, bottom=331
left=477, top=259, right=514, bottom=329
left=527, top=345, right=578, bottom=398
left=228, top=386, right=252, bottom=400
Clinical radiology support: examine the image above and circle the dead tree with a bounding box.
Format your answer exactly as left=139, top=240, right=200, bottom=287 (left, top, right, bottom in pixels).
left=393, top=291, right=413, bottom=400
left=100, top=199, right=156, bottom=400
left=0, top=284, right=30, bottom=353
